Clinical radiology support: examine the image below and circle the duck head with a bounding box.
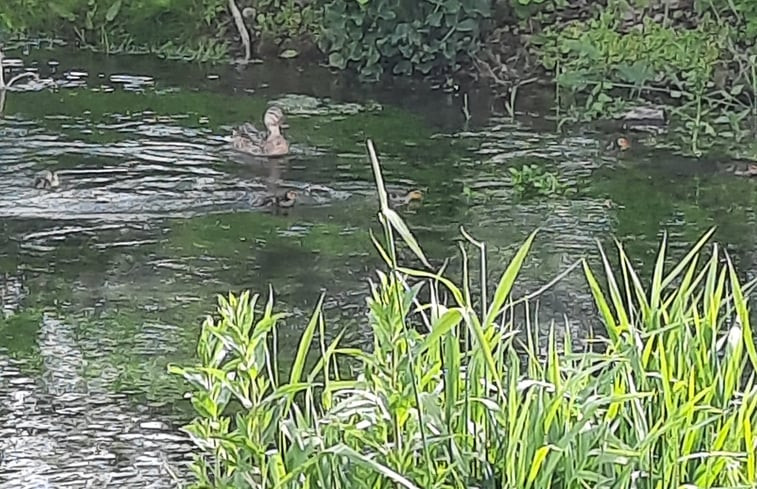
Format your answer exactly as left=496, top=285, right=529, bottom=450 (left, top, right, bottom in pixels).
left=405, top=190, right=424, bottom=202
left=264, top=106, right=286, bottom=134
left=606, top=136, right=631, bottom=152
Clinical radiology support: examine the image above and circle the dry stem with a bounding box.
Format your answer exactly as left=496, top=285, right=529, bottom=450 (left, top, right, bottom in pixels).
left=228, top=0, right=252, bottom=63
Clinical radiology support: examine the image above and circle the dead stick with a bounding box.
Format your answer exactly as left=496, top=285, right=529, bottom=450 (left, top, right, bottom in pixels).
left=0, top=48, right=5, bottom=90
left=228, top=0, right=251, bottom=63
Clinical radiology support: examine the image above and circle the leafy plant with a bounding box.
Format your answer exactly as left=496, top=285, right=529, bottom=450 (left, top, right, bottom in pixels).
left=0, top=0, right=232, bottom=58
left=171, top=140, right=757, bottom=488
left=318, top=0, right=492, bottom=80
left=532, top=4, right=756, bottom=157
left=508, top=163, right=568, bottom=197
left=251, top=0, right=319, bottom=42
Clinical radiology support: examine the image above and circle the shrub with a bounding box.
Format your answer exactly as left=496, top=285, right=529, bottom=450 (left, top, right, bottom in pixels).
left=170, top=141, right=757, bottom=488
left=318, top=0, right=492, bottom=80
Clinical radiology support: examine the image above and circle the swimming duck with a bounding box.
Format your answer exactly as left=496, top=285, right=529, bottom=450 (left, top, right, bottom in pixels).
left=252, top=190, right=298, bottom=209
left=388, top=189, right=423, bottom=207
left=33, top=170, right=59, bottom=189
left=720, top=161, right=757, bottom=177
left=232, top=106, right=290, bottom=157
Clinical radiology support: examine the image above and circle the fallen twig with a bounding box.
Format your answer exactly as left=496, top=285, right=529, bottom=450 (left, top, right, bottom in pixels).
left=228, top=0, right=252, bottom=63
left=0, top=48, right=56, bottom=91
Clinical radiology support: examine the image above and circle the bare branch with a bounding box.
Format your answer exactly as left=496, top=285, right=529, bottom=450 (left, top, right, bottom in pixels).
left=228, top=0, right=252, bottom=64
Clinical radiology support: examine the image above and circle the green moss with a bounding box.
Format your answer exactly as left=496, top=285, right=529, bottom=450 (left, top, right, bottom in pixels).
left=0, top=310, right=43, bottom=367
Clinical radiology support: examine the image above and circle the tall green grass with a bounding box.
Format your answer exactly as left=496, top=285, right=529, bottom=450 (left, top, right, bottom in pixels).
left=169, top=140, right=757, bottom=489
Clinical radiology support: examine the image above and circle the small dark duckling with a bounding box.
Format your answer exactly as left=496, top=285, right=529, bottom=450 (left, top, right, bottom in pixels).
left=252, top=190, right=298, bottom=210
left=33, top=170, right=59, bottom=189
left=720, top=162, right=757, bottom=177
left=388, top=189, right=423, bottom=207
left=606, top=136, right=631, bottom=152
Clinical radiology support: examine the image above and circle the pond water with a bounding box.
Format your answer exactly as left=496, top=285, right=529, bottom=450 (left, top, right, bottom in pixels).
left=1, top=43, right=756, bottom=488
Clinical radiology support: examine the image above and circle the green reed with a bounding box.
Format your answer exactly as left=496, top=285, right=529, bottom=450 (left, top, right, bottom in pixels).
left=170, top=140, right=757, bottom=489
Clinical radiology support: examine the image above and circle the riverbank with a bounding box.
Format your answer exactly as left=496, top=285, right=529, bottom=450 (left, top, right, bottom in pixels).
left=1, top=45, right=756, bottom=487
left=2, top=0, right=755, bottom=162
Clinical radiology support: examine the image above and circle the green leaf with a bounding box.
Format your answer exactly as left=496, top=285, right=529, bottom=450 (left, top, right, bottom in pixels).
left=483, top=230, right=537, bottom=329
left=289, top=295, right=323, bottom=385
left=328, top=52, right=347, bottom=69
left=279, top=49, right=299, bottom=59
left=417, top=308, right=463, bottom=355
left=106, top=0, right=122, bottom=22
left=49, top=3, right=76, bottom=22
left=382, top=207, right=431, bottom=268
left=456, top=18, right=477, bottom=31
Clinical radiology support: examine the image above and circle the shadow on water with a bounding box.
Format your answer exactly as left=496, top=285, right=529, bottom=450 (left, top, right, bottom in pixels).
left=0, top=43, right=756, bottom=487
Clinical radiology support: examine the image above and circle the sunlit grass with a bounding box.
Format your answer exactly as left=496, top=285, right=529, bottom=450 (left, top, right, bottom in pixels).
left=169, top=140, right=757, bottom=488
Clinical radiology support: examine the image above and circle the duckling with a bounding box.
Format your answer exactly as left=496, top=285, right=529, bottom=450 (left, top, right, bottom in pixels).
left=388, top=189, right=423, bottom=207
left=720, top=162, right=757, bottom=177
left=33, top=170, right=59, bottom=189
left=252, top=190, right=298, bottom=209
left=232, top=106, right=290, bottom=157
left=605, top=136, right=631, bottom=152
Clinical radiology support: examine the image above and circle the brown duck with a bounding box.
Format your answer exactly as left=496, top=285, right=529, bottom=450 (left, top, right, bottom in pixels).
left=252, top=190, right=297, bottom=209
left=232, top=106, right=290, bottom=157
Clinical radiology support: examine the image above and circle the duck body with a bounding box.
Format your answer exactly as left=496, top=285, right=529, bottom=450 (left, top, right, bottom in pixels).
left=719, top=161, right=757, bottom=177
left=251, top=190, right=297, bottom=209
left=34, top=170, right=59, bottom=189
left=231, top=106, right=290, bottom=157
left=606, top=136, right=631, bottom=152
left=388, top=189, right=423, bottom=207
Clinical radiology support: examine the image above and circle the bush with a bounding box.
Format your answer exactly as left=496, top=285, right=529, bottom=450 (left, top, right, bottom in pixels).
left=318, top=0, right=492, bottom=80
left=531, top=5, right=756, bottom=156
left=170, top=140, right=757, bottom=489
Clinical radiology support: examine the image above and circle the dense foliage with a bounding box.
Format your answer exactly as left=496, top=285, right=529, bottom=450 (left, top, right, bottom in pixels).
left=171, top=142, right=757, bottom=488
left=529, top=1, right=756, bottom=156
left=1, top=0, right=755, bottom=157
left=318, top=0, right=491, bottom=80
left=0, top=0, right=232, bottom=60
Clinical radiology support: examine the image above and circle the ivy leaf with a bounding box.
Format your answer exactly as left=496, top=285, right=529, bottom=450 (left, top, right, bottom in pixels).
left=328, top=52, right=347, bottom=69
left=279, top=49, right=299, bottom=59
left=428, top=11, right=443, bottom=27
left=456, top=19, right=477, bottom=32
left=393, top=60, right=412, bottom=75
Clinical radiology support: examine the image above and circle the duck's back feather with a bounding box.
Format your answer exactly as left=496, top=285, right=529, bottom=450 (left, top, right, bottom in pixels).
left=235, top=123, right=266, bottom=145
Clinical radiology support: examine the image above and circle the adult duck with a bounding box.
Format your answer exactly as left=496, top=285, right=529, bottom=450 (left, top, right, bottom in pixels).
left=232, top=106, right=290, bottom=157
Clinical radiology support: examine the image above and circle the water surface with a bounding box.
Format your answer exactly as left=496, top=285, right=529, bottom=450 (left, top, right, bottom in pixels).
left=1, top=44, right=756, bottom=487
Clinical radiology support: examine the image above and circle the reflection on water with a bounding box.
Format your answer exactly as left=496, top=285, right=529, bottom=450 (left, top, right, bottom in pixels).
left=1, top=45, right=756, bottom=487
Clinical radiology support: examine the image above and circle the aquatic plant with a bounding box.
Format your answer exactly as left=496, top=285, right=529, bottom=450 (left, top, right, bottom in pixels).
left=170, top=140, right=757, bottom=488
left=508, top=163, right=568, bottom=198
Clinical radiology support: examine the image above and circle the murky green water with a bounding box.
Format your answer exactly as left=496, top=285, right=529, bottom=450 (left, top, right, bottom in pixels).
left=1, top=43, right=756, bottom=487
